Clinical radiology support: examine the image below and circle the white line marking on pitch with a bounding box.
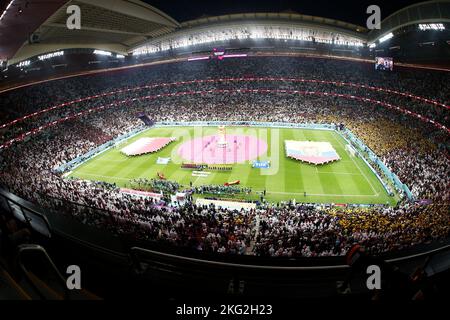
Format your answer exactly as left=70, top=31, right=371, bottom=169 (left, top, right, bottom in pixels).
left=71, top=172, right=134, bottom=181
left=316, top=171, right=362, bottom=176
left=265, top=191, right=379, bottom=197
left=332, top=134, right=379, bottom=196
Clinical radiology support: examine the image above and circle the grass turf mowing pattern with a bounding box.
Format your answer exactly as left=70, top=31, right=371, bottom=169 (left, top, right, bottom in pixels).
left=69, top=126, right=397, bottom=205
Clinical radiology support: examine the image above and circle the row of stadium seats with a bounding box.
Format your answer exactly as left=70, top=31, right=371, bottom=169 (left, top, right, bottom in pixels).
left=0, top=56, right=447, bottom=258
left=0, top=208, right=99, bottom=300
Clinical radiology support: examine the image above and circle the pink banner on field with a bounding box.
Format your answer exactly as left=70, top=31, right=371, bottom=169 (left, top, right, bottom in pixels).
left=177, top=135, right=267, bottom=164
left=121, top=137, right=174, bottom=156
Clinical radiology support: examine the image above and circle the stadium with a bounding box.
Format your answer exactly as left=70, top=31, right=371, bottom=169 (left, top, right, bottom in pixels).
left=0, top=0, right=449, bottom=306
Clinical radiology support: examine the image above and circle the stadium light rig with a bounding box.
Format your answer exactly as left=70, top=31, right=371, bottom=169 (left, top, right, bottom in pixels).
left=418, top=23, right=445, bottom=31
left=93, top=50, right=112, bottom=56
left=16, top=60, right=30, bottom=68
left=379, top=32, right=394, bottom=43
left=38, top=51, right=64, bottom=61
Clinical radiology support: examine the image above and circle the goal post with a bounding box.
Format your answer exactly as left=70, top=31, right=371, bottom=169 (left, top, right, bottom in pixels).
left=114, top=140, right=126, bottom=149
left=345, top=144, right=357, bottom=157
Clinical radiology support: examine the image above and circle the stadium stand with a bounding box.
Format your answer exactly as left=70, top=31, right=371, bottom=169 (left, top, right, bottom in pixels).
left=0, top=0, right=448, bottom=302
left=0, top=56, right=448, bottom=258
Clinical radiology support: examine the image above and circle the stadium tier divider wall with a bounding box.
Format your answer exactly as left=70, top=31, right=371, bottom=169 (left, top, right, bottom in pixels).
left=55, top=121, right=411, bottom=201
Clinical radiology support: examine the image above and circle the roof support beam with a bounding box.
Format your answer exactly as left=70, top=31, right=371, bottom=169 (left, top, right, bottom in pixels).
left=44, top=22, right=145, bottom=36
left=75, top=0, right=179, bottom=27
left=8, top=42, right=128, bottom=65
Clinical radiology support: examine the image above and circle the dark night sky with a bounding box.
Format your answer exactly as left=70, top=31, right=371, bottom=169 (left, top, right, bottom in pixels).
left=144, top=0, right=426, bottom=26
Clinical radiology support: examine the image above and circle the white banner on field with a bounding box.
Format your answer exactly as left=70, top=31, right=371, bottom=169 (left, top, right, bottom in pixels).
left=156, top=157, right=171, bottom=164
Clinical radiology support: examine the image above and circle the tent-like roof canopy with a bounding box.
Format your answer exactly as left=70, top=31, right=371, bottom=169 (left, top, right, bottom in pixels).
left=1, top=0, right=180, bottom=64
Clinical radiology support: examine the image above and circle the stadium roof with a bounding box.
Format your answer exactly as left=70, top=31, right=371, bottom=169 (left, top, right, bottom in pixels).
left=0, top=0, right=67, bottom=62
left=180, top=12, right=368, bottom=34
left=2, top=0, right=449, bottom=65
left=131, top=12, right=369, bottom=55
left=2, top=0, right=180, bottom=64
left=368, top=0, right=450, bottom=42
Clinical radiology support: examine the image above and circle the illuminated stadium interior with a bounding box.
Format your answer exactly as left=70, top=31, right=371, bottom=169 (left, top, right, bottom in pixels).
left=0, top=0, right=448, bottom=305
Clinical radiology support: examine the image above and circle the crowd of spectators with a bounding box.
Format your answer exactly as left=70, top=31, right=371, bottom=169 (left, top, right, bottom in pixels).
left=0, top=56, right=448, bottom=258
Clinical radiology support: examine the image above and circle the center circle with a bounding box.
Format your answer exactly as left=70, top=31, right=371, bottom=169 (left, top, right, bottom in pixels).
left=177, top=134, right=268, bottom=164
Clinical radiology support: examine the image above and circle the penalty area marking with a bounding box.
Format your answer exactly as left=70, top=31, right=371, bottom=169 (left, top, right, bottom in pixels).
left=69, top=172, right=135, bottom=181
left=332, top=133, right=379, bottom=196
left=94, top=158, right=130, bottom=163
left=316, top=171, right=363, bottom=176
left=310, top=168, right=361, bottom=176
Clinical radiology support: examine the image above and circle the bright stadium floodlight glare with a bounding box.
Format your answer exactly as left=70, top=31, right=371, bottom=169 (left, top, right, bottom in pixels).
left=368, top=43, right=376, bottom=48
left=93, top=50, right=112, bottom=56
left=379, top=32, right=394, bottom=43
left=17, top=60, right=30, bottom=68
left=132, top=25, right=365, bottom=56
left=116, top=54, right=125, bottom=58
left=38, top=51, right=64, bottom=61
left=418, top=23, right=445, bottom=31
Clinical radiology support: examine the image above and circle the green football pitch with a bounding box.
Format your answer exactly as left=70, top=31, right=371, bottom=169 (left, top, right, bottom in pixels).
left=68, top=126, right=398, bottom=205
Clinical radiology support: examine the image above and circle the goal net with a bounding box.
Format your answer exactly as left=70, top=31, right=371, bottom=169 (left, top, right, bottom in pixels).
left=345, top=144, right=357, bottom=157
left=114, top=140, right=126, bottom=149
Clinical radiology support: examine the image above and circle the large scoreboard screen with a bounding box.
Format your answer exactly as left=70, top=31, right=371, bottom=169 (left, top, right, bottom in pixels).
left=211, top=47, right=226, bottom=60
left=375, top=57, right=394, bottom=71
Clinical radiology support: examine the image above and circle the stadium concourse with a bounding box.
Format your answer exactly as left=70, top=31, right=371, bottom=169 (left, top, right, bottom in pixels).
left=0, top=56, right=449, bottom=258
